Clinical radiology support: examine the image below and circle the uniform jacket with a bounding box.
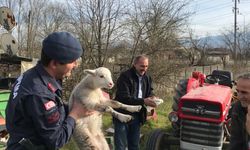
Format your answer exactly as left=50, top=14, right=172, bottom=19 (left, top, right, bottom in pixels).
left=229, top=100, right=248, bottom=150
left=5, top=62, right=75, bottom=150
left=114, top=67, right=154, bottom=124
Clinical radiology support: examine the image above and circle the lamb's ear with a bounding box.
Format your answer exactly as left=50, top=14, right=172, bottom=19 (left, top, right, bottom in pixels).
left=84, top=69, right=96, bottom=76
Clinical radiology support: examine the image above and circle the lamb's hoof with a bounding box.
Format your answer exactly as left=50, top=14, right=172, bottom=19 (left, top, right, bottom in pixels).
left=126, top=105, right=142, bottom=112
left=137, top=105, right=142, bottom=111
left=119, top=115, right=132, bottom=123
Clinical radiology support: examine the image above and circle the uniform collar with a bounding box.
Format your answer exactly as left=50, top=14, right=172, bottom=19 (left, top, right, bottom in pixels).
left=35, top=61, right=62, bottom=92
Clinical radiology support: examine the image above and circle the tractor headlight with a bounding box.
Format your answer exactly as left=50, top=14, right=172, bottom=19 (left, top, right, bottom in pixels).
left=168, top=111, right=178, bottom=122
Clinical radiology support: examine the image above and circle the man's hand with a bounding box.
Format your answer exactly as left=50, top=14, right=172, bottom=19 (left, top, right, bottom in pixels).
left=69, top=100, right=95, bottom=120
left=144, top=97, right=157, bottom=107
left=246, top=106, right=250, bottom=134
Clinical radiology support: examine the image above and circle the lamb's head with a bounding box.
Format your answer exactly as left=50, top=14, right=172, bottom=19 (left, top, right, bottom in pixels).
left=84, top=67, right=114, bottom=89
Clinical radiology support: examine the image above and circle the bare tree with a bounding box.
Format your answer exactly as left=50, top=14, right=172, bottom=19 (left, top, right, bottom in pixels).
left=222, top=29, right=234, bottom=58
left=222, top=25, right=250, bottom=64
left=25, top=0, right=50, bottom=57
left=66, top=0, right=124, bottom=68
left=8, top=0, right=67, bottom=58
left=180, top=30, right=201, bottom=66
left=120, top=0, right=192, bottom=85
left=38, top=2, right=67, bottom=38
left=125, top=0, right=191, bottom=66
left=236, top=25, right=250, bottom=63
left=181, top=29, right=214, bottom=66
left=0, top=0, right=18, bottom=11
left=0, top=0, right=28, bottom=55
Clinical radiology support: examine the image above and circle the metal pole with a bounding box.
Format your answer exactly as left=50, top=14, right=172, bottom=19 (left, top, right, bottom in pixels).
left=243, top=15, right=245, bottom=39
left=234, top=0, right=238, bottom=60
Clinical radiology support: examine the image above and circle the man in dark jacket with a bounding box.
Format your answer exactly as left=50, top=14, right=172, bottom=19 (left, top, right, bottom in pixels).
left=229, top=73, right=250, bottom=150
left=113, top=55, right=157, bottom=150
left=5, top=32, right=93, bottom=150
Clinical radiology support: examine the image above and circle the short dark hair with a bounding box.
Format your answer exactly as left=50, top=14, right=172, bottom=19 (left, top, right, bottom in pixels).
left=133, top=55, right=148, bottom=65
left=40, top=50, right=52, bottom=66
left=40, top=51, right=71, bottom=66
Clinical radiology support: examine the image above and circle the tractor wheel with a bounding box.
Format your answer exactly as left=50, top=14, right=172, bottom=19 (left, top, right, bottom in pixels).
left=146, top=129, right=165, bottom=150
left=146, top=130, right=180, bottom=150
left=172, top=79, right=188, bottom=111
left=171, top=79, right=188, bottom=136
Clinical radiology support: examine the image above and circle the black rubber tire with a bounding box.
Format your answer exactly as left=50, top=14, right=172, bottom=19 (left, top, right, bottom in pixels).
left=171, top=79, right=188, bottom=137
left=172, top=79, right=188, bottom=111
left=146, top=129, right=165, bottom=150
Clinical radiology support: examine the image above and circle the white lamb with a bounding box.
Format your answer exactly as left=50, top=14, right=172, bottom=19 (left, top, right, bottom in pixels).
left=69, top=67, right=142, bottom=150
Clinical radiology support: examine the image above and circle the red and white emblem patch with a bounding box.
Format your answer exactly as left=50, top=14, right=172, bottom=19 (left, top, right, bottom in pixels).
left=44, top=101, right=56, bottom=110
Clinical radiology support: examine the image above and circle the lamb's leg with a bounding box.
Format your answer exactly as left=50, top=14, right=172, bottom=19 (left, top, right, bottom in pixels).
left=102, top=100, right=142, bottom=112
left=95, top=104, right=133, bottom=122
left=73, top=125, right=99, bottom=150
left=95, top=132, right=110, bottom=150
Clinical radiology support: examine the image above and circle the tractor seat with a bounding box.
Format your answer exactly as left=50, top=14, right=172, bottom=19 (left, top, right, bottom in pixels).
left=212, top=70, right=233, bottom=88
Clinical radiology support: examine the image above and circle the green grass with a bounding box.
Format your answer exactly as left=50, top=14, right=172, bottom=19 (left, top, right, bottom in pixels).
left=140, top=95, right=173, bottom=150
left=62, top=95, right=174, bottom=150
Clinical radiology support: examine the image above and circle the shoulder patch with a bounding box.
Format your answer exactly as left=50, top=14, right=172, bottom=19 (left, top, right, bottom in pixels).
left=13, top=74, right=24, bottom=99
left=44, top=100, right=56, bottom=110
left=47, top=111, right=60, bottom=124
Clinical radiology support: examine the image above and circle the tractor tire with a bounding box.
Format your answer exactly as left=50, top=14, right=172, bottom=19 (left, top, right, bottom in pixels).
left=171, top=79, right=188, bottom=137
left=146, top=129, right=165, bottom=150
left=172, top=79, right=188, bottom=111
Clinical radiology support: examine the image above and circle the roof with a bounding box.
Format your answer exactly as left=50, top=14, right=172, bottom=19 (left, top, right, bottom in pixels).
left=206, top=48, right=230, bottom=56
left=0, top=54, right=32, bottom=64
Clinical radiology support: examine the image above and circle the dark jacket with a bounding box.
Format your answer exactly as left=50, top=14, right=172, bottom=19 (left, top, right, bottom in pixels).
left=229, top=100, right=248, bottom=150
left=114, top=67, right=154, bottom=124
left=5, top=62, right=75, bottom=150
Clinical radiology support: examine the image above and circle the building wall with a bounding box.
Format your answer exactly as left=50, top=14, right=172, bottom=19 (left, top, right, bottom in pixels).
left=0, top=64, right=20, bottom=78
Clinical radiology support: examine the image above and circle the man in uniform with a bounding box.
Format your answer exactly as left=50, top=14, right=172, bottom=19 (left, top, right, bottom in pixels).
left=5, top=32, right=92, bottom=150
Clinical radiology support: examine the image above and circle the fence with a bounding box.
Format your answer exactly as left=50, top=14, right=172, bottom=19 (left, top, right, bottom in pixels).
left=181, top=64, right=224, bottom=79
left=155, top=63, right=250, bottom=97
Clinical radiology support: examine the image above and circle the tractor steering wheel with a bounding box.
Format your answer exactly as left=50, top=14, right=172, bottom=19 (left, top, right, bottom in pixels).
left=206, top=74, right=229, bottom=84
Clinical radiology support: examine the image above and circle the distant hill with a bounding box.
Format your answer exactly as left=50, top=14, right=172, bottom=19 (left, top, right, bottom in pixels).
left=199, top=35, right=226, bottom=48
left=179, top=34, right=227, bottom=48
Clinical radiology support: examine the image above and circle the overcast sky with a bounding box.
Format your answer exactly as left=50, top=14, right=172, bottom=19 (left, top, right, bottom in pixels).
left=188, top=0, right=250, bottom=37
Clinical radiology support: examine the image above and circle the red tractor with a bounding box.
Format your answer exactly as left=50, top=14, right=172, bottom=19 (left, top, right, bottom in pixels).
left=146, top=70, right=235, bottom=150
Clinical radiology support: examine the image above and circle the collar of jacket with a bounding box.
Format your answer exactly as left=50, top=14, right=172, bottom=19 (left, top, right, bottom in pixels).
left=35, top=61, right=62, bottom=92
left=131, top=66, right=147, bottom=78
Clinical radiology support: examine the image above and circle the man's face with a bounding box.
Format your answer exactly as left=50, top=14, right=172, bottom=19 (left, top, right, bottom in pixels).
left=134, top=58, right=148, bottom=76
left=55, top=60, right=78, bottom=79
left=236, top=78, right=250, bottom=107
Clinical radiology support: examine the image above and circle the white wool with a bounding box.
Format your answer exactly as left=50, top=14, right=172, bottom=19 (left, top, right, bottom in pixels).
left=69, top=67, right=113, bottom=110
left=69, top=67, right=142, bottom=150
left=69, top=67, right=113, bottom=150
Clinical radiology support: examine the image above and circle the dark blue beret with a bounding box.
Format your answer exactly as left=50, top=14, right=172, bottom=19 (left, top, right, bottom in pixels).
left=42, top=32, right=83, bottom=63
